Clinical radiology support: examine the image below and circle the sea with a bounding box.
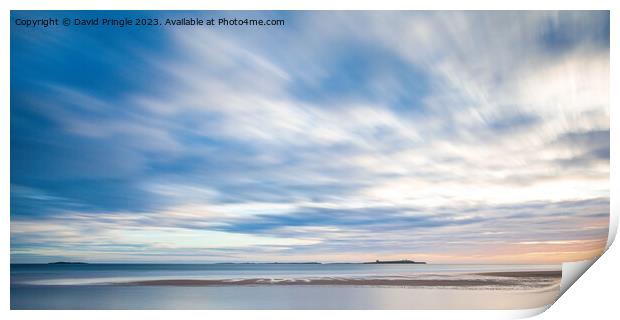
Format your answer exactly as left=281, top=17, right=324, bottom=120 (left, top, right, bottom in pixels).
left=11, top=263, right=562, bottom=310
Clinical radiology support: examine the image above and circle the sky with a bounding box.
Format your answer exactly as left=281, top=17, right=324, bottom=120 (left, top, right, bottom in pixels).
left=10, top=11, right=610, bottom=264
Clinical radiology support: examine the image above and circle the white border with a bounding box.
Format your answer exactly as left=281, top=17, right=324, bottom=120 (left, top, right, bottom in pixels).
left=2, top=1, right=617, bottom=319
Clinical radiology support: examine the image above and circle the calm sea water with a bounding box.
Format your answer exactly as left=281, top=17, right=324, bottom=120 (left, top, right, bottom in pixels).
left=11, top=263, right=561, bottom=309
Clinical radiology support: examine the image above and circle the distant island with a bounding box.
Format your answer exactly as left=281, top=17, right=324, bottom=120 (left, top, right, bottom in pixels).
left=213, top=262, right=321, bottom=265
left=364, top=259, right=426, bottom=264
left=48, top=262, right=88, bottom=265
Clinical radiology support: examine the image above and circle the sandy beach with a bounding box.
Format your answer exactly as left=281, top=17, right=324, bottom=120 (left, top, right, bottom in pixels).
left=11, top=264, right=562, bottom=309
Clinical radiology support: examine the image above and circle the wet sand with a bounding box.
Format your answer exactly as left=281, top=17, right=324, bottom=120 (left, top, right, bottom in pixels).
left=120, top=278, right=503, bottom=287
left=475, top=270, right=561, bottom=278
left=11, top=283, right=562, bottom=309
left=12, top=264, right=562, bottom=309
left=118, top=270, right=561, bottom=288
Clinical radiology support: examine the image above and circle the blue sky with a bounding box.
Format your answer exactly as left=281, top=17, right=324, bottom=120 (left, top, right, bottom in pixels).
left=11, top=11, right=610, bottom=263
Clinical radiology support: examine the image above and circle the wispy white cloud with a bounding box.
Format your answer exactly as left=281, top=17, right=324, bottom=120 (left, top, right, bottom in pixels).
left=11, top=11, right=609, bottom=263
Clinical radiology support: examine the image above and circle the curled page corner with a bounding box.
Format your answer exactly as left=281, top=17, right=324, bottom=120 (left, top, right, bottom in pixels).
left=560, top=259, right=597, bottom=296
left=606, top=201, right=618, bottom=250
left=560, top=207, right=617, bottom=297
left=506, top=304, right=559, bottom=319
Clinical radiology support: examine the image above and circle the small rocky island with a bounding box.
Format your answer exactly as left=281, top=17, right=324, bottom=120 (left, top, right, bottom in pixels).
left=364, top=259, right=426, bottom=264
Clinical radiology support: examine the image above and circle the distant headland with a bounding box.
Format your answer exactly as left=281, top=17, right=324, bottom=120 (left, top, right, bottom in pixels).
left=48, top=262, right=89, bottom=265
left=364, top=259, right=426, bottom=264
